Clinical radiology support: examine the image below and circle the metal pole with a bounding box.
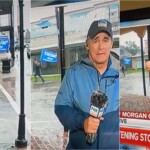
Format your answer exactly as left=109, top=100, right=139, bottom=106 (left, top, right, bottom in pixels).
left=10, top=5, right=15, bottom=61
left=59, top=7, right=65, bottom=81
left=56, top=6, right=65, bottom=81
left=55, top=6, right=68, bottom=141
left=140, top=37, right=146, bottom=96
left=15, top=0, right=27, bottom=147
left=147, top=26, right=150, bottom=83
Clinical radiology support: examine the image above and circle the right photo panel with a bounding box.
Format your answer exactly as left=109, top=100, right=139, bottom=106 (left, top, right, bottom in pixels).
left=120, top=1, right=150, bottom=149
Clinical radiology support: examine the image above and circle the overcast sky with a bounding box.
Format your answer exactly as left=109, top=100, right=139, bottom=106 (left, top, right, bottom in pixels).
left=120, top=31, right=147, bottom=47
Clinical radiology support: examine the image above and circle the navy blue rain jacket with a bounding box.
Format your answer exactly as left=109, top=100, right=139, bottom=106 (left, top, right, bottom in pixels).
left=55, top=54, right=119, bottom=149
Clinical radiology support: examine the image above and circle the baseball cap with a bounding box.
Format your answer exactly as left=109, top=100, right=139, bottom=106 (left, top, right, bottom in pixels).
left=87, top=19, right=113, bottom=39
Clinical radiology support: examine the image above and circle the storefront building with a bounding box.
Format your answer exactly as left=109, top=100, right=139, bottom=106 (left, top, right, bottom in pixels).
left=30, top=0, right=119, bottom=75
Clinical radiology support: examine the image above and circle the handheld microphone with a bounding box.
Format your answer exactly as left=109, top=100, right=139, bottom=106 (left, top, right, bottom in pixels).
left=86, top=90, right=108, bottom=144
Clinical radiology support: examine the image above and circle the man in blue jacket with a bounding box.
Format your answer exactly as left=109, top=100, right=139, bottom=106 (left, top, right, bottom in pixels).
left=55, top=19, right=119, bottom=149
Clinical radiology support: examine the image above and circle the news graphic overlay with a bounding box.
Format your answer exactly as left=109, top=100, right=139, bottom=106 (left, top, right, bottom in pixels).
left=120, top=94, right=150, bottom=148
left=86, top=91, right=108, bottom=144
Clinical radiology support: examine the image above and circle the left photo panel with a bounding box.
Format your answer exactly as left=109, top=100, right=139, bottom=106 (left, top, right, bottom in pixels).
left=0, top=0, right=31, bottom=149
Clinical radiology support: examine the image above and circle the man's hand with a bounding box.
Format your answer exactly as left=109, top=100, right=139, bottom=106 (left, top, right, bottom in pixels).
left=146, top=61, right=150, bottom=72
left=84, top=116, right=104, bottom=134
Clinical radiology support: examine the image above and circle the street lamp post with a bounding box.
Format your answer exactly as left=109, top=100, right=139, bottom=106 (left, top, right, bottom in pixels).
left=140, top=37, right=147, bottom=96
left=55, top=6, right=65, bottom=81
left=15, top=0, right=28, bottom=147
left=147, top=26, right=150, bottom=83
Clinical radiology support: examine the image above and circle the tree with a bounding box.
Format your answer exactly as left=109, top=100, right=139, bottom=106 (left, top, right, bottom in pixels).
left=124, top=41, right=139, bottom=56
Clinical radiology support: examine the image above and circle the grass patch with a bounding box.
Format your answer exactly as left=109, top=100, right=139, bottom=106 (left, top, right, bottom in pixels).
left=126, top=68, right=148, bottom=73
left=31, top=74, right=61, bottom=81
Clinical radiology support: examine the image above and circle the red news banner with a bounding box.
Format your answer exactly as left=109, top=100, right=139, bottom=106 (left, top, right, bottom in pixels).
left=120, top=127, right=150, bottom=147
left=120, top=111, right=150, bottom=120
left=120, top=111, right=150, bottom=147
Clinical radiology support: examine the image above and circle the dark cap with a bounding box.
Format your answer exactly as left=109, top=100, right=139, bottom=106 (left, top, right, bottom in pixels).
left=87, top=19, right=112, bottom=39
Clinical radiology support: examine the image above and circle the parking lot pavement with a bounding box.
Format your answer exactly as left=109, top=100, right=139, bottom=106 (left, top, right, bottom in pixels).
left=0, top=75, right=64, bottom=150
left=120, top=72, right=150, bottom=96
left=0, top=86, right=30, bottom=150
left=31, top=80, right=64, bottom=150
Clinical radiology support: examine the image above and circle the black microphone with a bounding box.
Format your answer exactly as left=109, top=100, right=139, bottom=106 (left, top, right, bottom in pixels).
left=86, top=90, right=108, bottom=144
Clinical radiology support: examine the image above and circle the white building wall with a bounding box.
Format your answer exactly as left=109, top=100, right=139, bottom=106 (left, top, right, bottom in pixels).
left=30, top=0, right=119, bottom=52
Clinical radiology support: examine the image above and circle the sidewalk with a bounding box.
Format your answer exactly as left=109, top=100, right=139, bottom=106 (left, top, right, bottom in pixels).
left=0, top=87, right=18, bottom=150
left=0, top=61, right=64, bottom=150
left=0, top=63, right=31, bottom=150
left=31, top=80, right=64, bottom=150
left=0, top=81, right=63, bottom=150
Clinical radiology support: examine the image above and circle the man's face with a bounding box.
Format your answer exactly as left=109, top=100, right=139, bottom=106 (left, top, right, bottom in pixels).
left=87, top=32, right=113, bottom=65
